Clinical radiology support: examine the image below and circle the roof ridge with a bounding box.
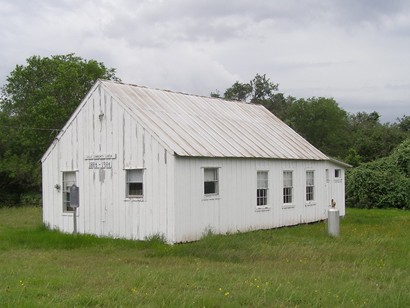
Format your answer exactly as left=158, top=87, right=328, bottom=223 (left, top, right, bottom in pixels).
left=100, top=79, right=329, bottom=160
left=99, top=79, right=252, bottom=106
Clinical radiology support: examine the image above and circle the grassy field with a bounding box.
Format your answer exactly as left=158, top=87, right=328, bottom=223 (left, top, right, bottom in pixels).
left=0, top=207, right=409, bottom=307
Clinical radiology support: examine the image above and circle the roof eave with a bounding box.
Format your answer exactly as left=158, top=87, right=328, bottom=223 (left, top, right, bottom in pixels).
left=328, top=157, right=352, bottom=168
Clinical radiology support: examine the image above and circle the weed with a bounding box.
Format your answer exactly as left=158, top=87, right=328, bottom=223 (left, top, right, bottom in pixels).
left=0, top=207, right=408, bottom=307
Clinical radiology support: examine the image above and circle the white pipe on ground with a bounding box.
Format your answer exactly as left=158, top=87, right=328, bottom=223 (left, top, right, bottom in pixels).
left=328, top=208, right=340, bottom=237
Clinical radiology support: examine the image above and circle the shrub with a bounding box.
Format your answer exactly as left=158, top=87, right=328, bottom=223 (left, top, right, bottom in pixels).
left=0, top=192, right=20, bottom=207
left=346, top=139, right=410, bottom=209
left=393, top=139, right=410, bottom=177
left=20, top=193, right=42, bottom=207
left=144, top=233, right=167, bottom=244
left=0, top=191, right=42, bottom=207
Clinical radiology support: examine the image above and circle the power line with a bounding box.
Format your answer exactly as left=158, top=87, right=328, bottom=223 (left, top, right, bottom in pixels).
left=0, top=125, right=60, bottom=132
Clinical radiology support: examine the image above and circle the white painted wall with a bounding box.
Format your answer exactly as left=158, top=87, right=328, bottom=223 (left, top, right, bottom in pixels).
left=324, top=162, right=346, bottom=217
left=173, top=157, right=346, bottom=242
left=42, top=83, right=346, bottom=244
left=42, top=84, right=176, bottom=242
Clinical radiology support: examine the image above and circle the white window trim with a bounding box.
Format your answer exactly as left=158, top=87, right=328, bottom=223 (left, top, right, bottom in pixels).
left=202, top=167, right=220, bottom=200
left=282, top=170, right=294, bottom=208
left=256, top=170, right=270, bottom=210
left=124, top=168, right=146, bottom=201
left=62, top=171, right=77, bottom=214
left=334, top=168, right=343, bottom=183
left=305, top=170, right=316, bottom=206
left=334, top=169, right=341, bottom=178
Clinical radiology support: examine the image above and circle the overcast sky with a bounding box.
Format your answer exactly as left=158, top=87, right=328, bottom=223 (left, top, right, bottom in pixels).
left=1, top=0, right=409, bottom=122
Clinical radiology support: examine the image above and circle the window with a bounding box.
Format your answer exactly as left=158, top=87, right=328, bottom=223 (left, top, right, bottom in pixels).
left=126, top=169, right=144, bottom=198
left=306, top=170, right=315, bottom=201
left=257, top=171, right=269, bottom=206
left=204, top=168, right=219, bottom=195
left=335, top=169, right=341, bottom=178
left=63, top=171, right=76, bottom=212
left=283, top=171, right=293, bottom=204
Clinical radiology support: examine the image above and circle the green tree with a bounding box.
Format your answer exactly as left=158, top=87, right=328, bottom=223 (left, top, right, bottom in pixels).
left=258, top=92, right=296, bottom=122
left=346, top=139, right=410, bottom=209
left=249, top=74, right=279, bottom=103
left=248, top=74, right=295, bottom=120
left=217, top=75, right=409, bottom=164
left=347, top=112, right=407, bottom=162
left=219, top=75, right=351, bottom=156
left=287, top=97, right=349, bottom=158
left=210, top=90, right=221, bottom=98
left=220, top=74, right=293, bottom=120
left=0, top=54, right=119, bottom=205
left=396, top=115, right=410, bottom=132
left=344, top=148, right=362, bottom=167
left=223, top=74, right=279, bottom=103
left=223, top=81, right=252, bottom=101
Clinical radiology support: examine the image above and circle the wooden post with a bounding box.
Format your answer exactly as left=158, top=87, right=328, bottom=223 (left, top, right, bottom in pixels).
left=70, top=184, right=80, bottom=235
left=73, top=207, right=77, bottom=234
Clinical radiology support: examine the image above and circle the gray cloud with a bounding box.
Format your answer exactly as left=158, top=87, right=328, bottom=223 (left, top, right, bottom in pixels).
left=0, top=0, right=409, bottom=122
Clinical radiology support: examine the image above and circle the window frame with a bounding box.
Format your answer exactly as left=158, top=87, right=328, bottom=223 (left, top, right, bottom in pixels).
left=305, top=170, right=315, bottom=203
left=126, top=169, right=145, bottom=199
left=256, top=170, right=269, bottom=207
left=335, top=169, right=342, bottom=178
left=283, top=170, right=293, bottom=205
left=62, top=171, right=76, bottom=213
left=203, top=167, right=219, bottom=197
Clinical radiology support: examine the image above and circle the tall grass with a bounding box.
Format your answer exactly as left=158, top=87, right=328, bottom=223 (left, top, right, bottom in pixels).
left=0, top=207, right=409, bottom=307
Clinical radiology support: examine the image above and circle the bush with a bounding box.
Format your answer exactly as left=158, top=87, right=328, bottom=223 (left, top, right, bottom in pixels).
left=0, top=192, right=42, bottom=207
left=0, top=192, right=20, bottom=207
left=20, top=193, right=42, bottom=207
left=346, top=139, right=410, bottom=209
left=394, top=139, right=410, bottom=177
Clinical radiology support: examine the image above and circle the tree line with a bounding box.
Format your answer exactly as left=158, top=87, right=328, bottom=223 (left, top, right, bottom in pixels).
left=0, top=56, right=409, bottom=208
left=0, top=54, right=119, bottom=205
left=212, top=74, right=409, bottom=164
left=212, top=74, right=410, bottom=209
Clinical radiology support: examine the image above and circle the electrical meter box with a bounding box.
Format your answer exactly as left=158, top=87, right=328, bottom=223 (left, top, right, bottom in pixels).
left=70, top=185, right=80, bottom=208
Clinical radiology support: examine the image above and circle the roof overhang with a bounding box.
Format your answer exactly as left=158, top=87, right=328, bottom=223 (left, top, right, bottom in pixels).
left=328, top=157, right=352, bottom=168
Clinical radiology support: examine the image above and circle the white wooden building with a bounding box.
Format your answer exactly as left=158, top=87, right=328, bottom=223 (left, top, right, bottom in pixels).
left=41, top=80, right=347, bottom=243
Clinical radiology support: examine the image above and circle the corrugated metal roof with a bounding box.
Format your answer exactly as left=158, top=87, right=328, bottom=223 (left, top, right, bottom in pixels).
left=101, top=80, right=329, bottom=160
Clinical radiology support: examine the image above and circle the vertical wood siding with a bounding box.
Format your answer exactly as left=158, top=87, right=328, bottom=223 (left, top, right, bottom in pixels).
left=42, top=85, right=175, bottom=242
left=174, top=157, right=345, bottom=242
left=42, top=82, right=345, bottom=243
